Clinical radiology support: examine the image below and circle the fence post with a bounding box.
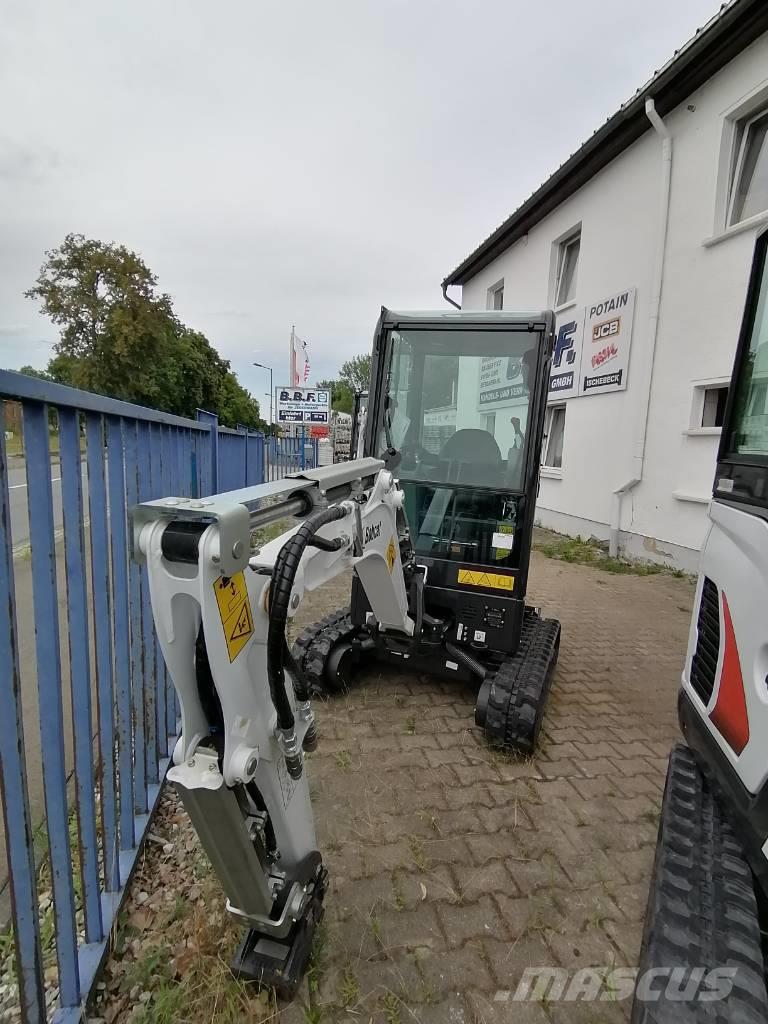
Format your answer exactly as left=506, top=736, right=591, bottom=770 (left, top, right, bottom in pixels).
left=237, top=423, right=249, bottom=488
left=0, top=408, right=46, bottom=1021
left=197, top=409, right=219, bottom=495
left=24, top=402, right=81, bottom=1007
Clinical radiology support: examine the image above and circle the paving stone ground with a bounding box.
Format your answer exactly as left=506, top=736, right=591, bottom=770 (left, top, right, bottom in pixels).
left=276, top=550, right=695, bottom=1024
left=80, top=548, right=695, bottom=1024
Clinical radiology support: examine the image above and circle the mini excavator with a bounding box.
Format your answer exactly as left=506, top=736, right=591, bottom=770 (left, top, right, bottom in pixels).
left=132, top=308, right=561, bottom=996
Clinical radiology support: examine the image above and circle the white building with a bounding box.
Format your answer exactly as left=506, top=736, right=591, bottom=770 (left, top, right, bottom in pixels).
left=442, top=0, right=768, bottom=571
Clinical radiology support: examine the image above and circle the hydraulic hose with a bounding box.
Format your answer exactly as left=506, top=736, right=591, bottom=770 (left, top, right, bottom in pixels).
left=307, top=535, right=345, bottom=552
left=267, top=505, right=348, bottom=732
left=445, top=641, right=487, bottom=681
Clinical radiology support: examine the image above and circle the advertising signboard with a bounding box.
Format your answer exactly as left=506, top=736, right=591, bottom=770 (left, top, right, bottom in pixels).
left=581, top=288, right=636, bottom=395
left=549, top=309, right=585, bottom=401
left=275, top=387, right=331, bottom=426
left=478, top=354, right=528, bottom=410
left=547, top=287, right=636, bottom=400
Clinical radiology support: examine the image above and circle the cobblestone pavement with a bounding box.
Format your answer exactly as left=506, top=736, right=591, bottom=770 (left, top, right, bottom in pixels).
left=80, top=549, right=695, bottom=1024
left=280, top=551, right=695, bottom=1024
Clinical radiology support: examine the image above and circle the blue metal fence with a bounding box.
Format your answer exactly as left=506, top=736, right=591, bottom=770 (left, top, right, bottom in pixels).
left=0, top=369, right=317, bottom=1022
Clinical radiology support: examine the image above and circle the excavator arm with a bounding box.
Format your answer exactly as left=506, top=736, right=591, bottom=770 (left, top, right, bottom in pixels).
left=131, top=457, right=412, bottom=997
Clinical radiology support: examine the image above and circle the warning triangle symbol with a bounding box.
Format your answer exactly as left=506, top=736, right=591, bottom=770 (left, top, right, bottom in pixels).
left=230, top=603, right=252, bottom=641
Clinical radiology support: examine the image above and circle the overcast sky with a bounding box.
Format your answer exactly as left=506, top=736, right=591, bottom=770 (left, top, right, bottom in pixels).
left=1, top=0, right=722, bottom=400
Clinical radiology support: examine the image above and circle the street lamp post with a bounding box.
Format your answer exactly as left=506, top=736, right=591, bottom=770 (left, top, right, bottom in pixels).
left=253, top=362, right=274, bottom=426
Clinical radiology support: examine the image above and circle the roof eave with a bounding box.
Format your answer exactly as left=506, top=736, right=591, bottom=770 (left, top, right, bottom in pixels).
left=443, top=0, right=768, bottom=289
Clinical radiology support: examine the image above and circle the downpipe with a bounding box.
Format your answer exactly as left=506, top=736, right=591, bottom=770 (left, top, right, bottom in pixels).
left=610, top=98, right=672, bottom=558
left=441, top=281, right=461, bottom=309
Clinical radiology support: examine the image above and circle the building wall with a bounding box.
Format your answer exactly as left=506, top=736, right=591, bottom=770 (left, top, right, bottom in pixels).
left=459, top=33, right=768, bottom=569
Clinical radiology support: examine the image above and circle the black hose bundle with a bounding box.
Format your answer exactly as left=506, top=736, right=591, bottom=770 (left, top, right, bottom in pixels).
left=267, top=505, right=348, bottom=730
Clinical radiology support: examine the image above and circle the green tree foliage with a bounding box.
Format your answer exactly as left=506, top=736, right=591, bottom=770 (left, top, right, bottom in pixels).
left=19, top=364, right=53, bottom=381
left=316, top=378, right=353, bottom=414
left=25, top=234, right=263, bottom=428
left=338, top=353, right=371, bottom=393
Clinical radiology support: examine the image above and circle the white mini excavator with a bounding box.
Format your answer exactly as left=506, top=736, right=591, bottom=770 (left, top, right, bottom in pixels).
left=131, top=308, right=561, bottom=996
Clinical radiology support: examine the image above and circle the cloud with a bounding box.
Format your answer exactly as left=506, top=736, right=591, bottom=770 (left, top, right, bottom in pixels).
left=0, top=140, right=60, bottom=184
left=0, top=0, right=722, bottom=385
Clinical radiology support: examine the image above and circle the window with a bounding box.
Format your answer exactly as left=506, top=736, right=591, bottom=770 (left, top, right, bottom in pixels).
left=488, top=282, right=504, bottom=310
left=543, top=405, right=566, bottom=469
left=555, top=234, right=580, bottom=307
left=729, top=107, right=768, bottom=226
left=701, top=385, right=728, bottom=428
left=690, top=382, right=729, bottom=432
left=377, top=325, right=539, bottom=491
left=725, top=238, right=768, bottom=457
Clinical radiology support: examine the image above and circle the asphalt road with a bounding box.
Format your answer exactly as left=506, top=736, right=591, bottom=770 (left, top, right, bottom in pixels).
left=7, top=458, right=88, bottom=552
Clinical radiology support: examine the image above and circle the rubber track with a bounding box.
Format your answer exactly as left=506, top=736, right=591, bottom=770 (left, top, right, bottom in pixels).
left=481, top=611, right=560, bottom=755
left=290, top=608, right=359, bottom=696
left=632, top=743, right=768, bottom=1023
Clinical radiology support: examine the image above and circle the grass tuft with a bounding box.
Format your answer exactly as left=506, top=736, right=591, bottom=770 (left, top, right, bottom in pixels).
left=534, top=531, right=688, bottom=577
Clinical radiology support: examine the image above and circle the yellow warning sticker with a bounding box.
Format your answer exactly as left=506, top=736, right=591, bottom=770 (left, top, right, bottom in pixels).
left=457, top=568, right=515, bottom=591
left=213, top=572, right=254, bottom=662
left=385, top=536, right=396, bottom=573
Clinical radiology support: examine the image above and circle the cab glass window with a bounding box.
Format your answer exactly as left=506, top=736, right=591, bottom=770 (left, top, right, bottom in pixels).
left=727, top=244, right=768, bottom=458
left=377, top=327, right=540, bottom=491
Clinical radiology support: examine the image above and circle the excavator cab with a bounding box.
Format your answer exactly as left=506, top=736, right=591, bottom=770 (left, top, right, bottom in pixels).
left=363, top=308, right=552, bottom=657
left=293, top=307, right=562, bottom=753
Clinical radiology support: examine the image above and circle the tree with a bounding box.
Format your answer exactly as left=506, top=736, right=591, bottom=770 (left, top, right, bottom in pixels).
left=339, top=354, right=371, bottom=393
left=316, top=378, right=353, bottom=414
left=26, top=234, right=177, bottom=404
left=19, top=364, right=53, bottom=382
left=25, top=234, right=263, bottom=429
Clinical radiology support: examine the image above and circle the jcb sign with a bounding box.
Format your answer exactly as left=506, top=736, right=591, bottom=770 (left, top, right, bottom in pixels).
left=592, top=317, right=621, bottom=343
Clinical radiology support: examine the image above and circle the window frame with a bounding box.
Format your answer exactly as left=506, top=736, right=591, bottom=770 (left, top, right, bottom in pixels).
left=708, top=85, right=768, bottom=243
left=727, top=106, right=768, bottom=228
left=554, top=233, right=581, bottom=310
left=487, top=280, right=505, bottom=310
left=542, top=404, right=566, bottom=473
left=686, top=378, right=730, bottom=436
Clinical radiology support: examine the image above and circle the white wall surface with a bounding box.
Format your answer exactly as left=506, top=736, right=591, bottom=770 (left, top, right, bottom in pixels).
left=459, top=33, right=768, bottom=565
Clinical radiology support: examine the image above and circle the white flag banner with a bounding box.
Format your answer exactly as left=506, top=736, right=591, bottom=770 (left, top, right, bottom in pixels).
left=295, top=334, right=310, bottom=383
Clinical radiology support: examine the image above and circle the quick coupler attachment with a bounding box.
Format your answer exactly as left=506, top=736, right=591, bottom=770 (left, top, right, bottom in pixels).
left=231, top=861, right=328, bottom=1001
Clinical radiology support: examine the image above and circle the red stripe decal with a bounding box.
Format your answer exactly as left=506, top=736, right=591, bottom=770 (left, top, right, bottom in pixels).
left=709, top=592, right=750, bottom=755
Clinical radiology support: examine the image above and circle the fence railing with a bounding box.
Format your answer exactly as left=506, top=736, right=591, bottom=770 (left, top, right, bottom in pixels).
left=0, top=369, right=317, bottom=1023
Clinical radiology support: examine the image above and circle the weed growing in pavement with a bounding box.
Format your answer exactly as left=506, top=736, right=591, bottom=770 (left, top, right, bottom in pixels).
left=408, top=836, right=428, bottom=871
left=334, top=749, right=352, bottom=770
left=534, top=531, right=688, bottom=577
left=369, top=914, right=383, bottom=948
left=338, top=964, right=360, bottom=1007
left=391, top=872, right=406, bottom=911
left=382, top=990, right=402, bottom=1024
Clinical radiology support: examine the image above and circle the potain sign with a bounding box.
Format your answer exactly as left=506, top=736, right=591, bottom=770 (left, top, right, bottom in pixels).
left=548, top=288, right=636, bottom=400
